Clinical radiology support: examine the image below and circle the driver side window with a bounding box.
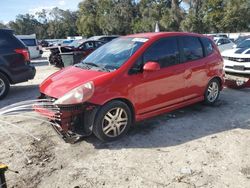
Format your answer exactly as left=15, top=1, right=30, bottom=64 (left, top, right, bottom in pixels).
left=143, top=37, right=179, bottom=68
left=129, top=37, right=179, bottom=75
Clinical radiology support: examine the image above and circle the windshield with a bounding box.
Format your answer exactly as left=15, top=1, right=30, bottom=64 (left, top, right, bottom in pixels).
left=237, top=40, right=250, bottom=48
left=81, top=37, right=147, bottom=71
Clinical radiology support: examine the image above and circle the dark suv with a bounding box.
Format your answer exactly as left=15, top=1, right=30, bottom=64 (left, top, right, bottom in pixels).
left=0, top=29, right=36, bottom=99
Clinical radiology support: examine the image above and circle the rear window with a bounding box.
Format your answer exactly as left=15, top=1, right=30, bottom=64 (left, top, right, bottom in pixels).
left=0, top=31, right=23, bottom=49
left=20, top=39, right=37, bottom=46
left=180, top=36, right=203, bottom=62
left=201, top=37, right=214, bottom=56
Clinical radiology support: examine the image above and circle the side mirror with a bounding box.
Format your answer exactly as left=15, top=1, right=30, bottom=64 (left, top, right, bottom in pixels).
left=143, top=61, right=160, bottom=72
left=217, top=42, right=222, bottom=46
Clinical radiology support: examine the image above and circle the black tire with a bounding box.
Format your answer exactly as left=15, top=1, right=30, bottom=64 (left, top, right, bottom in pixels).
left=204, top=78, right=220, bottom=105
left=0, top=73, right=10, bottom=100
left=93, top=100, right=132, bottom=142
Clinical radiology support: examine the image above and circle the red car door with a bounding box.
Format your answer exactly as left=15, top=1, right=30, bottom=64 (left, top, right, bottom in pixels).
left=129, top=37, right=186, bottom=115
left=178, top=36, right=208, bottom=100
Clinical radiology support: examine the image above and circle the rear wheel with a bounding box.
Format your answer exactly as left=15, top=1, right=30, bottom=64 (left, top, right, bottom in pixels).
left=93, top=100, right=132, bottom=141
left=0, top=73, right=10, bottom=100
left=204, top=79, right=220, bottom=105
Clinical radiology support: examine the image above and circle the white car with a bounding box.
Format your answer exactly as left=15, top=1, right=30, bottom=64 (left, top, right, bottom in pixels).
left=16, top=34, right=41, bottom=59
left=222, top=47, right=250, bottom=74
left=214, top=37, right=235, bottom=52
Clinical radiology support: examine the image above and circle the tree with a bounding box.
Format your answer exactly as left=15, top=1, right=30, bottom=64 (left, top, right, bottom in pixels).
left=0, top=22, right=6, bottom=29
left=180, top=0, right=208, bottom=33
left=8, top=14, right=41, bottom=35
left=161, top=0, right=185, bottom=31
left=132, top=0, right=170, bottom=33
left=97, top=0, right=135, bottom=35
left=202, top=0, right=226, bottom=33
left=77, top=0, right=101, bottom=37
left=222, top=0, right=250, bottom=32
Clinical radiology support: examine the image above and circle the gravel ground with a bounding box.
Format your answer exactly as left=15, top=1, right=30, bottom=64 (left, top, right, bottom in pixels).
left=0, top=59, right=249, bottom=188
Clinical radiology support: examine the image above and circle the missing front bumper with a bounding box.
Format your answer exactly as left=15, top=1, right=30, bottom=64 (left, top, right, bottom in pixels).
left=36, top=96, right=99, bottom=143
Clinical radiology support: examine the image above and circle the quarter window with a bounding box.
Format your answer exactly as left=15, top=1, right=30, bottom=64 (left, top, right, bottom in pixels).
left=201, top=37, right=214, bottom=56
left=180, top=36, right=203, bottom=62
left=0, top=33, right=14, bottom=48
left=143, top=37, right=179, bottom=68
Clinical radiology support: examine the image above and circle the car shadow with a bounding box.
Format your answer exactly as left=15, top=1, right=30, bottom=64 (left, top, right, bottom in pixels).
left=84, top=89, right=250, bottom=149
left=0, top=84, right=39, bottom=108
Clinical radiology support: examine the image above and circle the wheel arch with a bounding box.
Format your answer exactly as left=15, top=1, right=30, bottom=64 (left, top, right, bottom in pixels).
left=210, top=76, right=223, bottom=90
left=0, top=69, right=12, bottom=84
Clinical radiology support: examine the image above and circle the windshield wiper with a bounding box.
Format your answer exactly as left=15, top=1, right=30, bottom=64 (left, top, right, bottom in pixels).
left=84, top=62, right=100, bottom=67
left=83, top=62, right=111, bottom=72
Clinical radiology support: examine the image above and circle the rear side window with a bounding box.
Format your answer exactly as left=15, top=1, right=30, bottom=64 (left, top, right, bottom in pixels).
left=21, top=39, right=37, bottom=46
left=180, top=36, right=203, bottom=62
left=0, top=32, right=22, bottom=48
left=143, top=37, right=179, bottom=68
left=201, top=37, right=214, bottom=56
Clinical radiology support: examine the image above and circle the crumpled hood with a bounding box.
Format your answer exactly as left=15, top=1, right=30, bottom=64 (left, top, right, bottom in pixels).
left=40, top=66, right=108, bottom=98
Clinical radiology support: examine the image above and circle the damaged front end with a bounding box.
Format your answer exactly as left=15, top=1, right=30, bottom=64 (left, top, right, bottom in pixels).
left=37, top=94, right=99, bottom=143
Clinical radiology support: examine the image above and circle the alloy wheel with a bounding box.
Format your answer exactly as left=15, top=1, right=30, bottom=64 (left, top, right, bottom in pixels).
left=207, top=82, right=219, bottom=102
left=102, top=107, right=128, bottom=137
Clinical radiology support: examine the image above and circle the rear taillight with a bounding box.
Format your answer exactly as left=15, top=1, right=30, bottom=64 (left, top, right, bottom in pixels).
left=15, top=49, right=30, bottom=61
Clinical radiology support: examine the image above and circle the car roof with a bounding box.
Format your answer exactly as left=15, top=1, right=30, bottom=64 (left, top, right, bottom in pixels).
left=125, top=32, right=208, bottom=39
left=16, top=34, right=37, bottom=39
left=0, top=29, right=14, bottom=34
left=88, top=35, right=119, bottom=40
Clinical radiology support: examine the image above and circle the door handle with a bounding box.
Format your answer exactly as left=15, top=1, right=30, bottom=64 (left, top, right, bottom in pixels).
left=184, top=69, right=192, bottom=79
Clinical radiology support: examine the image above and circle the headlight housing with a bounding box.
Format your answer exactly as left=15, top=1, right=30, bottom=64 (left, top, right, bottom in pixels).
left=54, top=81, right=94, bottom=105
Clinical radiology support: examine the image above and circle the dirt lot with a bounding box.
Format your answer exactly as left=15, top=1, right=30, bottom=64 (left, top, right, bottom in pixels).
left=0, top=59, right=250, bottom=188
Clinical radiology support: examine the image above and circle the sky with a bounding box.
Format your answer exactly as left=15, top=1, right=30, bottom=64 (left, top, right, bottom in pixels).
left=0, top=0, right=83, bottom=23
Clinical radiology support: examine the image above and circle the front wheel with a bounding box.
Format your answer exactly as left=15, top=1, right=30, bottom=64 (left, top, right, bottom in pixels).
left=204, top=79, right=220, bottom=105
left=93, top=101, right=132, bottom=141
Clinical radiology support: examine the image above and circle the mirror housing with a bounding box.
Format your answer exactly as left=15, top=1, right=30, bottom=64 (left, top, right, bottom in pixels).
left=143, top=62, right=160, bottom=72
left=217, top=42, right=222, bottom=46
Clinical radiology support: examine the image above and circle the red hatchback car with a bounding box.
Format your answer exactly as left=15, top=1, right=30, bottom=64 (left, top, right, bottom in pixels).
left=38, top=32, right=224, bottom=142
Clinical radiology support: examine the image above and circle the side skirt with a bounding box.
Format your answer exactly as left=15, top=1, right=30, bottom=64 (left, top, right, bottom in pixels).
left=135, top=96, right=204, bottom=122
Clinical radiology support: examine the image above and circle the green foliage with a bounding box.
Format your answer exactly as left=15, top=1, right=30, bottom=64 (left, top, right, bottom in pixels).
left=97, top=0, right=135, bottom=35
left=6, top=8, right=78, bottom=39
left=203, top=0, right=226, bottom=32
left=181, top=0, right=208, bottom=33
left=222, top=0, right=250, bottom=32
left=2, top=0, right=250, bottom=39
left=77, top=0, right=101, bottom=37
left=0, top=22, right=6, bottom=29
